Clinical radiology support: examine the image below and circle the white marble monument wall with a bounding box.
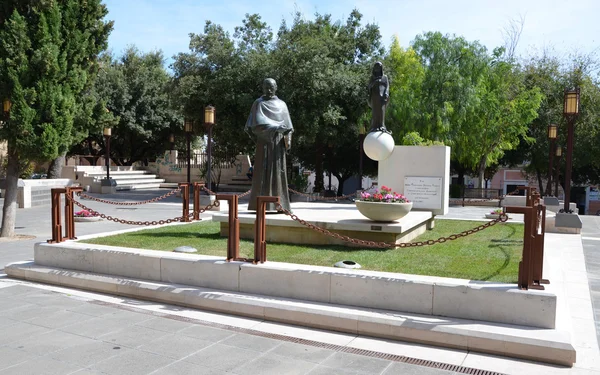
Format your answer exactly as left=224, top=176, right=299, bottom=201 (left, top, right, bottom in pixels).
left=378, top=146, right=450, bottom=216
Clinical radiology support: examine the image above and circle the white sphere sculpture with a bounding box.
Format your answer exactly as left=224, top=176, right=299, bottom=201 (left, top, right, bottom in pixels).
left=363, top=131, right=395, bottom=161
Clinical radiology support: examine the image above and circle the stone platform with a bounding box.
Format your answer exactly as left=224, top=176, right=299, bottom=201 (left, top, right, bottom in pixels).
left=212, top=202, right=434, bottom=247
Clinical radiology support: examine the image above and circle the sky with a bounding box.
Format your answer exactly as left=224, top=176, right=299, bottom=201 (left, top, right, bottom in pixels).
left=103, top=0, right=600, bottom=67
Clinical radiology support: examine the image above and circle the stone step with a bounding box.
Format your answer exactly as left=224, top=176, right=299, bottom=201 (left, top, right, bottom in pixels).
left=112, top=178, right=165, bottom=185
left=94, top=174, right=159, bottom=180
left=114, top=182, right=164, bottom=191
left=86, top=170, right=148, bottom=176
left=4, top=261, right=576, bottom=367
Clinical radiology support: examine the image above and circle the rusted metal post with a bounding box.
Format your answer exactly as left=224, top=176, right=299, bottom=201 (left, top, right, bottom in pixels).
left=192, top=182, right=205, bottom=221
left=505, top=187, right=545, bottom=290
left=64, top=186, right=83, bottom=240
left=48, top=188, right=66, bottom=243
left=254, top=196, right=280, bottom=264
left=532, top=192, right=549, bottom=285
left=216, top=194, right=240, bottom=261
left=179, top=183, right=190, bottom=222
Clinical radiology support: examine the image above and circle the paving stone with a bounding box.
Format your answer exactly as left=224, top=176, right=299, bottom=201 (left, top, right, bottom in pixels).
left=49, top=340, right=129, bottom=367
left=320, top=352, right=392, bottom=375
left=134, top=316, right=195, bottom=333
left=151, top=360, right=235, bottom=375
left=0, top=321, right=52, bottom=342
left=98, top=323, right=172, bottom=349
left=0, top=304, right=62, bottom=321
left=383, top=362, right=457, bottom=374
left=269, top=341, right=335, bottom=364
left=184, top=343, right=260, bottom=372
left=66, top=302, right=123, bottom=317
left=26, top=309, right=95, bottom=329
left=0, top=356, right=82, bottom=375
left=91, top=348, right=174, bottom=375
left=307, top=365, right=367, bottom=375
left=0, top=347, right=35, bottom=371
left=60, top=315, right=145, bottom=338
left=0, top=285, right=42, bottom=297
left=220, top=333, right=281, bottom=352
left=234, top=352, right=318, bottom=375
left=0, top=315, right=18, bottom=329
left=0, top=297, right=35, bottom=312
left=179, top=325, right=236, bottom=342
left=138, top=333, right=213, bottom=359
left=8, top=329, right=97, bottom=355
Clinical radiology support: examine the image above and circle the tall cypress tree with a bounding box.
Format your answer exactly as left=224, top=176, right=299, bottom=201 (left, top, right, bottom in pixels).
left=0, top=0, right=112, bottom=237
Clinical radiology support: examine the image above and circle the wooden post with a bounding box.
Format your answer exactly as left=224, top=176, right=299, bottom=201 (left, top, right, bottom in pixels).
left=64, top=186, right=83, bottom=240
left=216, top=194, right=239, bottom=261
left=253, top=196, right=280, bottom=264
left=179, top=183, right=190, bottom=222
left=193, top=182, right=205, bottom=221
left=48, top=188, right=66, bottom=243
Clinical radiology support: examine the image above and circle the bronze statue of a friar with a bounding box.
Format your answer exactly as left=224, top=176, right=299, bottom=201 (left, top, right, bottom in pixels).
left=245, top=78, right=293, bottom=211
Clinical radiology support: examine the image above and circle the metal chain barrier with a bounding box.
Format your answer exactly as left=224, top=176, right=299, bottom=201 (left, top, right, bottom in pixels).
left=202, top=186, right=252, bottom=198
left=76, top=188, right=181, bottom=206
left=65, top=193, right=220, bottom=226
left=288, top=183, right=377, bottom=201
left=275, top=203, right=509, bottom=249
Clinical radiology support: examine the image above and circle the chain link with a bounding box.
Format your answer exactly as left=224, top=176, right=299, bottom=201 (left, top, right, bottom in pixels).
left=275, top=203, right=509, bottom=249
left=65, top=193, right=220, bottom=226
left=201, top=186, right=252, bottom=198
left=76, top=188, right=181, bottom=206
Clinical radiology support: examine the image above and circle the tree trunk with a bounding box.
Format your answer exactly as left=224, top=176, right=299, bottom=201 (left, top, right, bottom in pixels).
left=535, top=168, right=545, bottom=196
left=333, top=173, right=345, bottom=197
left=46, top=152, right=66, bottom=179
left=1, top=148, right=20, bottom=237
left=477, top=157, right=486, bottom=190
left=314, top=143, right=324, bottom=193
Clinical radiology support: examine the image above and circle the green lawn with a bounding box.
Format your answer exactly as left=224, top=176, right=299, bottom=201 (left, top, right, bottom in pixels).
left=82, top=220, right=523, bottom=283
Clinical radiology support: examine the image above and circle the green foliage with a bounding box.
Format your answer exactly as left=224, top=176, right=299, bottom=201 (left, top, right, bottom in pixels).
left=401, top=131, right=444, bottom=146
left=450, top=184, right=463, bottom=198
left=171, top=10, right=383, bottom=194
left=77, top=48, right=181, bottom=166
left=0, top=0, right=113, bottom=160
left=290, top=173, right=310, bottom=193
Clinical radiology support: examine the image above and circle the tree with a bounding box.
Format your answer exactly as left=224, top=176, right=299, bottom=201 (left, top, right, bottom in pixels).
left=84, top=48, right=181, bottom=166
left=0, top=1, right=112, bottom=237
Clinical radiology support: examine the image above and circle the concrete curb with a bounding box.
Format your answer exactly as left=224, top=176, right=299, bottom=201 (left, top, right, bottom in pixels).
left=4, top=261, right=576, bottom=367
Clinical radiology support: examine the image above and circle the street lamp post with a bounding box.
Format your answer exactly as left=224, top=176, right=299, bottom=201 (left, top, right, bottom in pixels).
left=555, top=145, right=562, bottom=200
left=103, top=127, right=111, bottom=180
left=204, top=106, right=215, bottom=192
left=546, top=124, right=557, bottom=196
left=562, top=88, right=580, bottom=213
left=184, top=118, right=194, bottom=185
left=169, top=133, right=175, bottom=151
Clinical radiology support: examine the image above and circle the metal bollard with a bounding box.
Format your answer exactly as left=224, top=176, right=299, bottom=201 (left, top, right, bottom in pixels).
left=253, top=196, right=280, bottom=264
left=64, top=186, right=83, bottom=240
left=48, top=188, right=67, bottom=243
left=216, top=194, right=240, bottom=261
left=178, top=183, right=190, bottom=222
left=192, top=182, right=205, bottom=221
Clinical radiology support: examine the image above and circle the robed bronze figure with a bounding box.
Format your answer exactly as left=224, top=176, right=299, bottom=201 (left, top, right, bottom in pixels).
left=368, top=61, right=391, bottom=133
left=245, top=78, right=293, bottom=211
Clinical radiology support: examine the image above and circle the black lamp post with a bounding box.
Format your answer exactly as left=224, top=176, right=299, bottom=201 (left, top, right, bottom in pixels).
left=555, top=145, right=562, bottom=200
left=204, top=105, right=215, bottom=191
left=562, top=88, right=580, bottom=213
left=184, top=118, right=194, bottom=184
left=546, top=123, right=557, bottom=196
left=169, top=133, right=175, bottom=151
left=103, top=127, right=111, bottom=180
left=358, top=123, right=365, bottom=191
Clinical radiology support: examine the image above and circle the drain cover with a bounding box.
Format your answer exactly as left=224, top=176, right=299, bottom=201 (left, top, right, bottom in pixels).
left=173, top=246, right=197, bottom=253
left=334, top=260, right=361, bottom=269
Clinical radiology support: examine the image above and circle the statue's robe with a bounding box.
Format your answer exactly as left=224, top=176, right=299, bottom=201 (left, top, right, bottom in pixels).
left=245, top=95, right=294, bottom=211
